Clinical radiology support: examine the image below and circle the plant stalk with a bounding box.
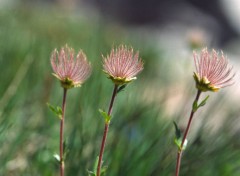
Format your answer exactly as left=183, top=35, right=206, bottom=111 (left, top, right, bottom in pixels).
left=175, top=90, right=201, bottom=176
left=96, top=84, right=119, bottom=176
left=60, top=88, right=67, bottom=176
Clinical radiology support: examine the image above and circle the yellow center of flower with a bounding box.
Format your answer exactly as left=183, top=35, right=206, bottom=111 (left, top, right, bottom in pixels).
left=52, top=73, right=81, bottom=89
left=193, top=72, right=220, bottom=92
left=108, top=75, right=136, bottom=85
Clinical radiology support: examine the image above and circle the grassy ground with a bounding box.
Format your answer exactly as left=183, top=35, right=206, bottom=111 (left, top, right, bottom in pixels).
left=0, top=4, right=239, bottom=176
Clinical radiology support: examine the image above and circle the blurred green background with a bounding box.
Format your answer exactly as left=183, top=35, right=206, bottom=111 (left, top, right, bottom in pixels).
left=0, top=1, right=240, bottom=176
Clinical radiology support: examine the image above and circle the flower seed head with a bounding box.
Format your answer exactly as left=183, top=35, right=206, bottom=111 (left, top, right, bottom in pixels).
left=193, top=48, right=235, bottom=92
left=102, top=45, right=144, bottom=85
left=51, top=45, right=92, bottom=89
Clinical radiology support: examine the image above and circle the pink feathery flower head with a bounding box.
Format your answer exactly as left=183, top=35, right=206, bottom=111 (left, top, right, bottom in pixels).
left=193, top=48, right=235, bottom=92
left=102, top=45, right=144, bottom=85
left=51, top=45, right=92, bottom=89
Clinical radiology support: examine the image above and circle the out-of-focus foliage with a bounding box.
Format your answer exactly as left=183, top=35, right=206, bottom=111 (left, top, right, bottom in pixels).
left=0, top=4, right=239, bottom=176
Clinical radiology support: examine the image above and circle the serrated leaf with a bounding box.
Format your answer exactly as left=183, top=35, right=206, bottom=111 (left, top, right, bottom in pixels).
left=99, top=109, right=111, bottom=123
left=47, top=103, right=62, bottom=119
left=57, top=106, right=63, bottom=115
left=47, top=103, right=57, bottom=114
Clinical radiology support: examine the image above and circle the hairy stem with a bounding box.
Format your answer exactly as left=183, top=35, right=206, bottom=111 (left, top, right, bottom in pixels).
left=60, top=88, right=67, bottom=176
left=175, top=90, right=201, bottom=176
left=96, top=84, right=119, bottom=176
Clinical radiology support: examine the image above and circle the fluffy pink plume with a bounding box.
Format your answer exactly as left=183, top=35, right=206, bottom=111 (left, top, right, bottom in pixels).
left=51, top=45, right=91, bottom=88
left=193, top=48, right=234, bottom=90
left=102, top=45, right=144, bottom=85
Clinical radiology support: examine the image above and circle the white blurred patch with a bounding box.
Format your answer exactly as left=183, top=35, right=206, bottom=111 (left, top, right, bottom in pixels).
left=0, top=0, right=16, bottom=7
left=220, top=0, right=240, bottom=33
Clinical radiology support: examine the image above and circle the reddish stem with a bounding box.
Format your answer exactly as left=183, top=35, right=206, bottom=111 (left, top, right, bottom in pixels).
left=96, top=84, right=119, bottom=176
left=60, top=88, right=67, bottom=176
left=175, top=90, right=201, bottom=176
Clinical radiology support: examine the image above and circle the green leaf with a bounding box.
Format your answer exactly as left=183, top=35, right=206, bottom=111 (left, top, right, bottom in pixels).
left=56, top=106, right=63, bottom=116
left=93, top=156, right=99, bottom=174
left=63, top=139, right=70, bottom=161
left=117, top=85, right=127, bottom=93
left=192, top=100, right=198, bottom=112
left=173, top=121, right=182, bottom=151
left=174, top=137, right=182, bottom=150
left=47, top=103, right=57, bottom=114
left=192, top=95, right=210, bottom=112
left=87, top=156, right=99, bottom=176
left=99, top=109, right=111, bottom=123
left=174, top=137, right=188, bottom=151
left=100, top=165, right=108, bottom=176
left=47, top=103, right=62, bottom=119
left=87, top=156, right=108, bottom=176
left=198, top=95, right=209, bottom=108
left=87, top=170, right=96, bottom=176
left=173, top=121, right=181, bottom=139
left=173, top=122, right=188, bottom=151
